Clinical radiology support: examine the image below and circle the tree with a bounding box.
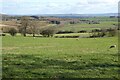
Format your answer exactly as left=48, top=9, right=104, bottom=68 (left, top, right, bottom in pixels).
left=90, top=29, right=106, bottom=38
left=107, top=28, right=117, bottom=37
left=50, top=20, right=60, bottom=24
left=28, top=21, right=40, bottom=37
left=19, top=16, right=29, bottom=37
left=1, top=27, right=17, bottom=36
left=8, top=27, right=17, bottom=36
left=40, top=27, right=57, bottom=37
left=1, top=27, right=10, bottom=33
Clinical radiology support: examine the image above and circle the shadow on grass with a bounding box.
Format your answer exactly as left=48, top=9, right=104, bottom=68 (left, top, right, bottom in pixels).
left=2, top=54, right=120, bottom=78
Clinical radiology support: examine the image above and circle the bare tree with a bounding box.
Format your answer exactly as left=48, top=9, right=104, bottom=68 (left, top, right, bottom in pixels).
left=28, top=21, right=40, bottom=37
left=19, top=16, right=29, bottom=37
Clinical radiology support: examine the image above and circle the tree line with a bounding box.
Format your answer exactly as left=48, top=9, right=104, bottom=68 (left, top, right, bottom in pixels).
left=1, top=16, right=118, bottom=38
left=1, top=16, right=57, bottom=37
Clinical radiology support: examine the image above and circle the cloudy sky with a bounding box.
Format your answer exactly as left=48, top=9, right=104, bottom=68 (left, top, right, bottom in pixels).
left=1, top=0, right=120, bottom=15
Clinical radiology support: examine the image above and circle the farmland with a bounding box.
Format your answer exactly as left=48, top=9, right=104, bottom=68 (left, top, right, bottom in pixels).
left=2, top=36, right=119, bottom=78
left=1, top=16, right=119, bottom=79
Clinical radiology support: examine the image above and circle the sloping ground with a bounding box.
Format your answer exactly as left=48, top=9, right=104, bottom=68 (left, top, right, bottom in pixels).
left=0, top=21, right=19, bottom=30
left=1, top=21, right=19, bottom=26
left=0, top=21, right=54, bottom=29
left=0, top=24, right=17, bottom=30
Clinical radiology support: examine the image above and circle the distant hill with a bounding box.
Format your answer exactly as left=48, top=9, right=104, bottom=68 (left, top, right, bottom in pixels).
left=36, top=13, right=118, bottom=18
left=37, top=13, right=118, bottom=17
left=0, top=13, right=21, bottom=21
left=0, top=13, right=118, bottom=19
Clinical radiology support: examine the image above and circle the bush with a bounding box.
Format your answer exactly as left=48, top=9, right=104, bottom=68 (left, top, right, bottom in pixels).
left=88, top=21, right=100, bottom=24
left=1, top=27, right=17, bottom=36
left=78, top=30, right=87, bottom=33
left=90, top=29, right=106, bottom=38
left=40, top=27, right=56, bottom=37
left=0, top=33, right=6, bottom=36
left=50, top=20, right=60, bottom=24
left=1, top=27, right=10, bottom=33
left=56, top=30, right=74, bottom=34
left=8, top=28, right=17, bottom=36
left=92, top=29, right=102, bottom=32
left=55, top=36, right=79, bottom=38
left=107, top=28, right=117, bottom=37
left=90, top=32, right=106, bottom=38
left=90, top=28, right=117, bottom=38
left=70, top=21, right=75, bottom=24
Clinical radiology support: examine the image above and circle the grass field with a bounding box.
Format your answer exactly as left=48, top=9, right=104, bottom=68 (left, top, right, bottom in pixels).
left=58, top=21, right=118, bottom=32
left=2, top=36, right=119, bottom=79
left=80, top=17, right=118, bottom=22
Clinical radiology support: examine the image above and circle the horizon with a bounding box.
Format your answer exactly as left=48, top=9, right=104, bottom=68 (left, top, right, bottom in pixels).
left=1, top=0, right=119, bottom=15
left=0, top=13, right=119, bottom=16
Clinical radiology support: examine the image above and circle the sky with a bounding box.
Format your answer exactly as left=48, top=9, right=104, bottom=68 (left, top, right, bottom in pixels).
left=0, top=0, right=120, bottom=15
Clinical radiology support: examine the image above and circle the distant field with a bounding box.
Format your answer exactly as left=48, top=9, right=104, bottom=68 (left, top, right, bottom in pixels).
left=2, top=36, right=119, bottom=78
left=80, top=17, right=118, bottom=22
left=58, top=21, right=118, bottom=32
left=1, top=17, right=118, bottom=33
left=56, top=17, right=118, bottom=32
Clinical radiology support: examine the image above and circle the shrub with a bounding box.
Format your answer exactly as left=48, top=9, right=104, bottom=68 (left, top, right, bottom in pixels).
left=8, top=27, right=17, bottom=36
left=92, top=29, right=102, bottom=32
left=56, top=30, right=74, bottom=34
left=90, top=29, right=106, bottom=38
left=70, top=21, right=75, bottom=24
left=55, top=36, right=79, bottom=38
left=0, top=33, right=6, bottom=36
left=1, top=27, right=17, bottom=36
left=117, top=28, right=120, bottom=30
left=40, top=27, right=56, bottom=37
left=1, top=27, right=10, bottom=33
left=50, top=20, right=60, bottom=24
left=78, top=30, right=87, bottom=33
left=88, top=21, right=100, bottom=24
left=107, top=28, right=117, bottom=37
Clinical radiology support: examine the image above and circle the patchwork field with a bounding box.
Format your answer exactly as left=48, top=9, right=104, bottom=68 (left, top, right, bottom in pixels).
left=2, top=36, right=119, bottom=79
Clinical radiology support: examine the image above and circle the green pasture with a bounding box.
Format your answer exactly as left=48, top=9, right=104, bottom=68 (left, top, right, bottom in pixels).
left=58, top=17, right=118, bottom=32
left=2, top=36, right=119, bottom=79
left=80, top=17, right=118, bottom=22
left=59, top=21, right=118, bottom=32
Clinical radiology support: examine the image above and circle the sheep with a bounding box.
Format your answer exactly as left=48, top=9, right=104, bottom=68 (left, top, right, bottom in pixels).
left=76, top=38, right=79, bottom=40
left=76, top=36, right=81, bottom=40
left=109, top=45, right=116, bottom=49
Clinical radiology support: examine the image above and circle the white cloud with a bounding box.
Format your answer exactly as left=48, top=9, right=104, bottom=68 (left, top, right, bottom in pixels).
left=2, top=0, right=25, bottom=3
left=1, top=0, right=119, bottom=15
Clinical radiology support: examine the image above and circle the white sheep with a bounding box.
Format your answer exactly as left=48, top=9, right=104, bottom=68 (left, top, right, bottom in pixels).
left=109, top=45, right=116, bottom=49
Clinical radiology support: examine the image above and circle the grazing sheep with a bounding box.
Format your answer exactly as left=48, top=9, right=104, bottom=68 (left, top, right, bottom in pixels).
left=76, top=38, right=79, bottom=40
left=76, top=36, right=81, bottom=40
left=109, top=45, right=116, bottom=49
